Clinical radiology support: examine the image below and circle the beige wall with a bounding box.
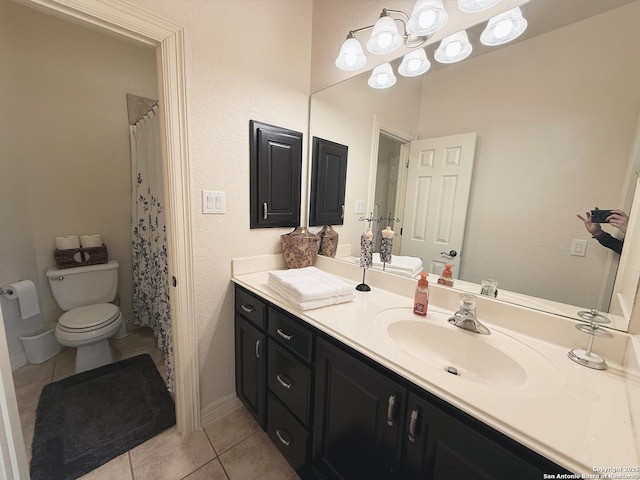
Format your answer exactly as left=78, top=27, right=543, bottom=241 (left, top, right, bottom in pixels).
left=0, top=1, right=157, bottom=366
left=417, top=3, right=640, bottom=307
left=122, top=0, right=313, bottom=412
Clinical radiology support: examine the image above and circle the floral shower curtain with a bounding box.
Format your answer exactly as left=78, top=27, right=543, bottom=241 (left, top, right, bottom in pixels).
left=130, top=105, right=174, bottom=391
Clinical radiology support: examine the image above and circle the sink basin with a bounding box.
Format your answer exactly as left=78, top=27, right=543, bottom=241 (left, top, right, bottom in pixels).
left=374, top=308, right=561, bottom=394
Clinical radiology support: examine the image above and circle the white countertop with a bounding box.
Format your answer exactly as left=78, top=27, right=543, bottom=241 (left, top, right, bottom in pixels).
left=231, top=256, right=640, bottom=475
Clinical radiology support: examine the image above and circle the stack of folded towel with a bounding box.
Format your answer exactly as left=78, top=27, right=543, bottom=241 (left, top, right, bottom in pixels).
left=267, top=267, right=355, bottom=310
left=353, top=253, right=423, bottom=278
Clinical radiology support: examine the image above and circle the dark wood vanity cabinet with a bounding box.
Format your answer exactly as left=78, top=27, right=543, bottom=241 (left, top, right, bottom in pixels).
left=401, top=392, right=562, bottom=480
left=233, top=285, right=570, bottom=480
left=313, top=338, right=405, bottom=480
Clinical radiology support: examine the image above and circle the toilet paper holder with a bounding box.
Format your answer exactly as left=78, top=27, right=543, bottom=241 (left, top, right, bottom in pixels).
left=1, top=287, right=15, bottom=296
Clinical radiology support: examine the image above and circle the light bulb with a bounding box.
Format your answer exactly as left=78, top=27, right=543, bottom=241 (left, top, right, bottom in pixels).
left=418, top=10, right=436, bottom=29
left=494, top=18, right=513, bottom=39
left=445, top=42, right=462, bottom=58
left=378, top=32, right=392, bottom=50
left=408, top=58, right=422, bottom=72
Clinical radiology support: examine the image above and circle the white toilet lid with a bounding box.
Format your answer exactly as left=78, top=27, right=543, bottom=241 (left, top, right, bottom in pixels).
left=59, top=303, right=120, bottom=331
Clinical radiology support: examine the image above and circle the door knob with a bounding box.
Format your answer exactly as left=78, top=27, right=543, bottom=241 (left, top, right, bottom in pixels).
left=440, top=250, right=457, bottom=258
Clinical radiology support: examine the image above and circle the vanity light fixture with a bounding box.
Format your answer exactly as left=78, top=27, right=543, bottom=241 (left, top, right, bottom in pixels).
left=434, top=30, right=473, bottom=63
left=480, top=7, right=528, bottom=46
left=457, top=0, right=503, bottom=13
left=335, top=1, right=449, bottom=72
left=398, top=48, right=431, bottom=77
left=368, top=63, right=397, bottom=89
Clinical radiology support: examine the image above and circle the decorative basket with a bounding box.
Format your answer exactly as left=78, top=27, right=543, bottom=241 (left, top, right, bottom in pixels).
left=280, top=228, right=320, bottom=269
left=53, top=244, right=108, bottom=269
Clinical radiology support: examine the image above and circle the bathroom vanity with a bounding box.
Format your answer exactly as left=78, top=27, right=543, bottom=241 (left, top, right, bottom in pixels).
left=232, top=255, right=640, bottom=479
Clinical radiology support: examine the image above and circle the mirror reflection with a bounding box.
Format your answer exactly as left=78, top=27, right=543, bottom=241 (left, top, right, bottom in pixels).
left=309, top=0, right=640, bottom=330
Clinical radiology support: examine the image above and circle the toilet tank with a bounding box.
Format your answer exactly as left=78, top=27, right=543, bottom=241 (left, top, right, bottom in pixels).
left=46, top=260, right=119, bottom=311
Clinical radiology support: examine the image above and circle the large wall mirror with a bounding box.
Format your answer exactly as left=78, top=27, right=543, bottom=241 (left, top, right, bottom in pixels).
left=309, top=0, right=640, bottom=331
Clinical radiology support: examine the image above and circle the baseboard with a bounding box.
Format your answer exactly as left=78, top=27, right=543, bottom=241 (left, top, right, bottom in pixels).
left=200, top=394, right=243, bottom=427
left=10, top=352, right=27, bottom=372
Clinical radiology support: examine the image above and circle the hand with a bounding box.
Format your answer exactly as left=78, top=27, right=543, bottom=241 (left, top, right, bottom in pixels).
left=606, top=209, right=629, bottom=234
left=577, top=211, right=604, bottom=236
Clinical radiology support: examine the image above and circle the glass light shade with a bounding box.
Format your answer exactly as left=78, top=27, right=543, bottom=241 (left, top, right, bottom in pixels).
left=457, top=0, right=502, bottom=13
left=434, top=30, right=473, bottom=64
left=368, top=63, right=397, bottom=89
left=480, top=7, right=528, bottom=46
left=398, top=49, right=431, bottom=77
left=406, top=0, right=449, bottom=36
left=335, top=37, right=367, bottom=71
left=366, top=15, right=403, bottom=55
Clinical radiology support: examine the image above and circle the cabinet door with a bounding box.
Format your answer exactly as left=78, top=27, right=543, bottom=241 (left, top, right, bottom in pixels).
left=313, top=338, right=405, bottom=480
left=309, top=137, right=348, bottom=226
left=250, top=120, right=302, bottom=229
left=402, top=392, right=564, bottom=480
left=235, top=315, right=267, bottom=429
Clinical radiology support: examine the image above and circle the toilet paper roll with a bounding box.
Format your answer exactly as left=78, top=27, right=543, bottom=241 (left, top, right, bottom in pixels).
left=80, top=234, right=102, bottom=248
left=55, top=235, right=80, bottom=250
left=3, top=280, right=41, bottom=319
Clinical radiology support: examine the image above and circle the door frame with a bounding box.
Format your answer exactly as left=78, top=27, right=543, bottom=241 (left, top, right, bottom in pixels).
left=0, top=1, right=200, bottom=476
left=369, top=116, right=418, bottom=253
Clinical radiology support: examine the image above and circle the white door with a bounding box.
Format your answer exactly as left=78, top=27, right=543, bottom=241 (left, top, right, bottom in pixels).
left=399, top=133, right=477, bottom=276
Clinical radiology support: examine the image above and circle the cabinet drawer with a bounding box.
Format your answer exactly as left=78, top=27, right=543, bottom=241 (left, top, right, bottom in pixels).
left=267, top=392, right=310, bottom=472
left=268, top=307, right=313, bottom=362
left=268, top=339, right=311, bottom=426
left=235, top=287, right=267, bottom=329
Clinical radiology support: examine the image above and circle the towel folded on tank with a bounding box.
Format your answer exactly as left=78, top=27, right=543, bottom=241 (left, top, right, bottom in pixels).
left=267, top=266, right=355, bottom=310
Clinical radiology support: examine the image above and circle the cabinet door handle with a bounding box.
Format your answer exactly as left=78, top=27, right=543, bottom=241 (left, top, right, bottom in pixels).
left=387, top=394, right=397, bottom=426
left=341, top=204, right=345, bottom=219
left=276, top=374, right=293, bottom=389
left=276, top=328, right=293, bottom=341
left=263, top=202, right=268, bottom=220
left=408, top=407, right=421, bottom=443
left=255, top=339, right=262, bottom=359
left=241, top=304, right=255, bottom=314
left=275, top=429, right=292, bottom=447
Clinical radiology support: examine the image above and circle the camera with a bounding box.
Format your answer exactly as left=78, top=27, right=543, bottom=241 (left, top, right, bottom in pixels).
left=590, top=209, right=613, bottom=223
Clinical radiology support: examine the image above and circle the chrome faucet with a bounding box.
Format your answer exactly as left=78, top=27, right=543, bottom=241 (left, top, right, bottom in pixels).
left=448, top=294, right=491, bottom=335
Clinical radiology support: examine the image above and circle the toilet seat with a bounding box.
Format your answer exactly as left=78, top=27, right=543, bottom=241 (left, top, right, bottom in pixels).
left=58, top=303, right=120, bottom=333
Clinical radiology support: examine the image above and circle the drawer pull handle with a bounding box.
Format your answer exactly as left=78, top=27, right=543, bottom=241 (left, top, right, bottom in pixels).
left=276, top=374, right=293, bottom=389
left=275, top=429, right=292, bottom=447
left=276, top=328, right=293, bottom=341
left=263, top=203, right=269, bottom=220
left=255, top=340, right=262, bottom=359
left=408, top=407, right=421, bottom=443
left=241, top=304, right=255, bottom=314
left=387, top=394, right=397, bottom=426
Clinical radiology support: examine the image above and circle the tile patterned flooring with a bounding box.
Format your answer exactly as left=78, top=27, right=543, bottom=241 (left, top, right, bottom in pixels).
left=12, top=326, right=299, bottom=480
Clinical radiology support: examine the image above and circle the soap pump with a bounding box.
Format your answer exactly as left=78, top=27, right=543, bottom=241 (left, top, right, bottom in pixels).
left=437, top=264, right=454, bottom=287
left=413, top=272, right=429, bottom=316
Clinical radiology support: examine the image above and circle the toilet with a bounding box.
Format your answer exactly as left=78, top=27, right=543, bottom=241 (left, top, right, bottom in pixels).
left=46, top=260, right=128, bottom=373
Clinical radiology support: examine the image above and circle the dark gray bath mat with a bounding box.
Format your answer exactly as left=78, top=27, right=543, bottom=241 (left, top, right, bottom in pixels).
left=30, top=353, right=175, bottom=480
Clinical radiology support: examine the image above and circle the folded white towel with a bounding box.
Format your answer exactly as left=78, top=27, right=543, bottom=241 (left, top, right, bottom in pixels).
left=372, top=253, right=422, bottom=272
left=268, top=280, right=354, bottom=310
left=268, top=267, right=354, bottom=302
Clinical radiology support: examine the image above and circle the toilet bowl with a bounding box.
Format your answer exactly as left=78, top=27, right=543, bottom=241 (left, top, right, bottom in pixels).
left=46, top=260, right=128, bottom=373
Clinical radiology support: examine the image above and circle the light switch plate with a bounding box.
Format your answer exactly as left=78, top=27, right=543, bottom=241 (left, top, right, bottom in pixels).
left=202, top=190, right=226, bottom=214
left=570, top=239, right=587, bottom=257
left=354, top=199, right=366, bottom=214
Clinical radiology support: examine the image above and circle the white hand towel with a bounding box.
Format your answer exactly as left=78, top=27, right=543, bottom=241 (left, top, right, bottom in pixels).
left=267, top=267, right=354, bottom=302
left=268, top=281, right=354, bottom=310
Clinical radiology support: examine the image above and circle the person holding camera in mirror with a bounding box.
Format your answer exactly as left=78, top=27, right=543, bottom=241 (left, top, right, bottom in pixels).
left=576, top=208, right=628, bottom=254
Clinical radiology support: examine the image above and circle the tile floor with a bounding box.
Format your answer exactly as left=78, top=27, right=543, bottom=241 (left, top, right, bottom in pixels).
left=12, top=326, right=299, bottom=480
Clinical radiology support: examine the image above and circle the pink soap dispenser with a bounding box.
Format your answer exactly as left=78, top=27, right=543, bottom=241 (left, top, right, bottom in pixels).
left=413, top=272, right=429, bottom=316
